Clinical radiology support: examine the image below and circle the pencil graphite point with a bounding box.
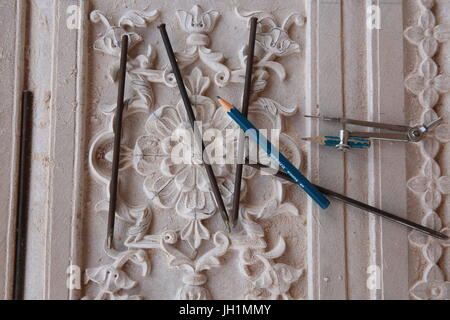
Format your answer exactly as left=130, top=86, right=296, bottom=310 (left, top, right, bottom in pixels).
left=217, top=97, right=233, bottom=112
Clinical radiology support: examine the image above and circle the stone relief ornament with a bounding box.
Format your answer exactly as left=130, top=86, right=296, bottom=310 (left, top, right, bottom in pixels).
left=174, top=5, right=230, bottom=87
left=86, top=5, right=305, bottom=300
left=84, top=206, right=152, bottom=300
left=404, top=0, right=450, bottom=300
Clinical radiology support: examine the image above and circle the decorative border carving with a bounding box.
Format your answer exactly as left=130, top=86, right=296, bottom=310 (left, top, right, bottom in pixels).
left=404, top=0, right=450, bottom=300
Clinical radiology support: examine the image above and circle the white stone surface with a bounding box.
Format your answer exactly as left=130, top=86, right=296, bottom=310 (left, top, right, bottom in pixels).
left=0, top=0, right=449, bottom=300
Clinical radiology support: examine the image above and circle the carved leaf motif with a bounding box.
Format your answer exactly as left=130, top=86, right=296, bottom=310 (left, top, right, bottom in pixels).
left=119, top=9, right=159, bottom=28
left=127, top=207, right=152, bottom=243
left=256, top=98, right=278, bottom=115
left=420, top=137, right=440, bottom=158
left=248, top=199, right=298, bottom=220
left=423, top=241, right=443, bottom=264
left=424, top=211, right=443, bottom=230
left=181, top=218, right=211, bottom=249
left=185, top=67, right=211, bottom=96
left=90, top=10, right=112, bottom=28
left=130, top=250, right=151, bottom=277
left=241, top=212, right=265, bottom=237
left=195, top=232, right=230, bottom=272
left=409, top=230, right=429, bottom=247
left=434, top=24, right=450, bottom=42
left=253, top=263, right=303, bottom=299
left=257, top=60, right=286, bottom=80
left=407, top=176, right=429, bottom=193
left=423, top=189, right=442, bottom=210
left=198, top=48, right=231, bottom=87
left=282, top=13, right=306, bottom=30
left=424, top=159, right=441, bottom=179
left=85, top=265, right=136, bottom=293
left=129, top=74, right=154, bottom=110
left=176, top=5, right=219, bottom=34
left=105, top=145, right=134, bottom=171
left=177, top=286, right=211, bottom=300
left=235, top=7, right=277, bottom=27
left=262, top=237, right=286, bottom=260
left=438, top=176, right=450, bottom=194
left=409, top=210, right=442, bottom=247
left=161, top=241, right=195, bottom=273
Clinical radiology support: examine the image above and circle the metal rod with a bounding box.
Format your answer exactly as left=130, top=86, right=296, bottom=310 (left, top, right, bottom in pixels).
left=13, top=91, right=33, bottom=300
left=107, top=35, right=128, bottom=249
left=349, top=131, right=409, bottom=141
left=158, top=24, right=231, bottom=232
left=231, top=17, right=258, bottom=228
left=304, top=115, right=410, bottom=132
left=246, top=162, right=448, bottom=240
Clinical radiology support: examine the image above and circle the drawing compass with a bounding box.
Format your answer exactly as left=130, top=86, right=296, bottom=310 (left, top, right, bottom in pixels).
left=303, top=115, right=443, bottom=152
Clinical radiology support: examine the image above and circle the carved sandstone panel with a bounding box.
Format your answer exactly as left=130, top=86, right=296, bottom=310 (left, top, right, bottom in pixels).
left=83, top=1, right=308, bottom=300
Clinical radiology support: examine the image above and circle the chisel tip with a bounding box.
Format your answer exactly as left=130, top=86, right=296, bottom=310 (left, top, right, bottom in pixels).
left=225, top=219, right=232, bottom=233
left=107, top=235, right=113, bottom=249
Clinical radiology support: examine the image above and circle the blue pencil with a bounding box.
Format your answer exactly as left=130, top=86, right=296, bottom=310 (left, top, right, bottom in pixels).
left=217, top=97, right=330, bottom=210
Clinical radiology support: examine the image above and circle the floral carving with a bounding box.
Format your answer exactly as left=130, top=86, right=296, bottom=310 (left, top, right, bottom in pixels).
left=88, top=5, right=305, bottom=300
left=172, top=5, right=230, bottom=87
left=404, top=3, right=450, bottom=58
left=90, top=10, right=159, bottom=57
left=133, top=67, right=235, bottom=249
left=410, top=265, right=450, bottom=300
left=405, top=58, right=450, bottom=109
left=407, top=159, right=450, bottom=210
left=232, top=212, right=303, bottom=300
left=177, top=5, right=219, bottom=34
left=236, top=8, right=305, bottom=82
left=405, top=0, right=450, bottom=300
left=161, top=232, right=230, bottom=300
left=84, top=207, right=153, bottom=300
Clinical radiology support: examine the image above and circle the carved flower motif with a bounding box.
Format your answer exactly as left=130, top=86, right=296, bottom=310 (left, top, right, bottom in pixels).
left=90, top=10, right=159, bottom=57
left=134, top=69, right=234, bottom=248
left=250, top=263, right=303, bottom=300
left=257, top=27, right=300, bottom=57
left=177, top=5, right=219, bottom=34
left=405, top=58, right=450, bottom=109
left=404, top=8, right=450, bottom=57
left=177, top=285, right=210, bottom=300
left=410, top=265, right=450, bottom=300
left=134, top=101, right=233, bottom=214
left=85, top=264, right=137, bottom=294
left=408, top=212, right=450, bottom=280
left=407, top=159, right=450, bottom=210
left=419, top=111, right=450, bottom=158
left=409, top=212, right=450, bottom=248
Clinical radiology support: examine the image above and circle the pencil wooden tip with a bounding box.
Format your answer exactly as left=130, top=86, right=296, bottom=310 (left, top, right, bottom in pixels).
left=217, top=97, right=233, bottom=112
